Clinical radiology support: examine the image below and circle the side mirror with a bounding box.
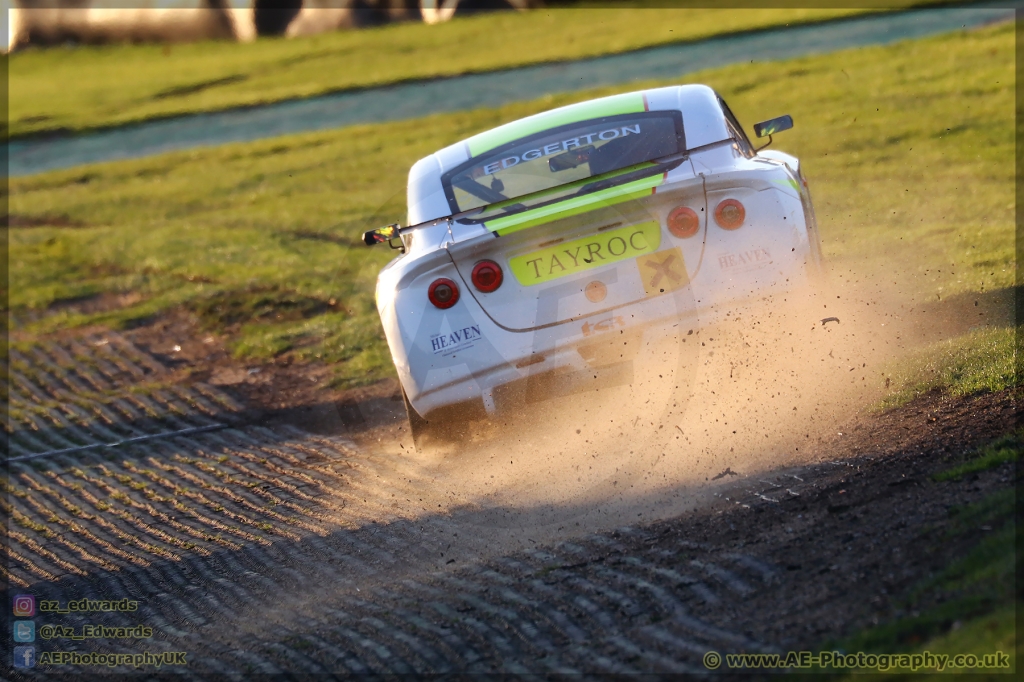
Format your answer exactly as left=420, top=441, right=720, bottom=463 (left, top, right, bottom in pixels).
left=753, top=115, right=793, bottom=138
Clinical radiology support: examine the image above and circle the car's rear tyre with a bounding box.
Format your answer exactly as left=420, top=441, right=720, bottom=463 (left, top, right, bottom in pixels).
left=402, top=388, right=431, bottom=449
left=402, top=388, right=480, bottom=450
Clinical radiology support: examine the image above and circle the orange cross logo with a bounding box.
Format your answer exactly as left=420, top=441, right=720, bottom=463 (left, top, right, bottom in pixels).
left=637, top=247, right=689, bottom=296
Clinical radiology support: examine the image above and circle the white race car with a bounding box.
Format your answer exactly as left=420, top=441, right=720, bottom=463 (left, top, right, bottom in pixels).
left=363, top=84, right=823, bottom=445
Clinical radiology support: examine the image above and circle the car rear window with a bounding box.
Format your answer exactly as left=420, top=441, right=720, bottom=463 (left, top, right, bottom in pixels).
left=442, top=111, right=685, bottom=215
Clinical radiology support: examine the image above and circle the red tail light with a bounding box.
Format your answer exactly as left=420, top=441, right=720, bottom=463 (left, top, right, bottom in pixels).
left=471, top=260, right=503, bottom=293
left=666, top=205, right=700, bottom=239
left=714, top=199, right=745, bottom=230
left=428, top=278, right=459, bottom=309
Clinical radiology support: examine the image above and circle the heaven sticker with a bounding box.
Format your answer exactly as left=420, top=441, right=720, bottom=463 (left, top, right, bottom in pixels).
left=717, top=247, right=773, bottom=272
left=431, top=324, right=483, bottom=357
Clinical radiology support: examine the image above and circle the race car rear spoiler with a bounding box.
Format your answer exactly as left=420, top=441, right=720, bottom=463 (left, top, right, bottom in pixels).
left=360, top=143, right=728, bottom=248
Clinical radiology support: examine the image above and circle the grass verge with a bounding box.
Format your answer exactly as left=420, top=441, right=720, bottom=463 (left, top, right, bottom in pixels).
left=812, top=418, right=1021, bottom=676
left=9, top=6, right=902, bottom=138
left=823, top=485, right=1017, bottom=678
left=879, top=326, right=1017, bottom=411
left=8, top=21, right=1014, bottom=390
left=933, top=428, right=1022, bottom=482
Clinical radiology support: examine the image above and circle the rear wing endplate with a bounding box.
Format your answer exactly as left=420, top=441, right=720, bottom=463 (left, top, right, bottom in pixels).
left=362, top=223, right=403, bottom=248
left=362, top=219, right=452, bottom=249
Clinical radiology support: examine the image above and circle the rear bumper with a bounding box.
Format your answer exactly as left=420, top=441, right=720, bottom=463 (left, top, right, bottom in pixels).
left=382, top=208, right=821, bottom=419
left=399, top=289, right=708, bottom=419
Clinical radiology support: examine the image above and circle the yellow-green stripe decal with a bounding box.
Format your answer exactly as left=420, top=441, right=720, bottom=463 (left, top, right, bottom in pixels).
left=486, top=174, right=664, bottom=236
left=467, top=92, right=646, bottom=157
left=771, top=178, right=801, bottom=193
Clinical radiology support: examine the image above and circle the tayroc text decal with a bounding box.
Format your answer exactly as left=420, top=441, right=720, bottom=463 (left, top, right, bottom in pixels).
left=510, top=221, right=661, bottom=286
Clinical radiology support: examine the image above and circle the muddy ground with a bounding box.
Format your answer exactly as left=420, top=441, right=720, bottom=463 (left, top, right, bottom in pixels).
left=5, top=297, right=1016, bottom=677
left=123, top=308, right=408, bottom=438
left=119, top=311, right=1015, bottom=667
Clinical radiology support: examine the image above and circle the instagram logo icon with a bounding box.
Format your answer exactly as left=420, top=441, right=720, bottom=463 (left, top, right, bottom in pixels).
left=12, top=595, right=35, bottom=617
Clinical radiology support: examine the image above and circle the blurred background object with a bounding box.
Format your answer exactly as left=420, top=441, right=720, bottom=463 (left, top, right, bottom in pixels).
left=284, top=0, right=536, bottom=36
left=5, top=0, right=539, bottom=51
left=415, top=0, right=536, bottom=27
left=7, top=1, right=254, bottom=48
left=4, top=0, right=544, bottom=50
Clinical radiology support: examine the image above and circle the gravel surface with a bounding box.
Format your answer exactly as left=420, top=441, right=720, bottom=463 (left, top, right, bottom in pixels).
left=3, top=330, right=1014, bottom=678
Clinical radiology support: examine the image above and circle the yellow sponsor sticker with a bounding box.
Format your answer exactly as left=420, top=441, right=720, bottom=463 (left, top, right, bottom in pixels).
left=509, top=221, right=661, bottom=286
left=637, top=247, right=689, bottom=296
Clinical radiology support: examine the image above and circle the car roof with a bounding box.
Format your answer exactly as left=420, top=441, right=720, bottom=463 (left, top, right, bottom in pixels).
left=407, top=84, right=731, bottom=226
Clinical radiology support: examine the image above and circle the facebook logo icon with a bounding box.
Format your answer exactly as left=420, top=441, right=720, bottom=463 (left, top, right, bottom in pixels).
left=13, top=645, right=36, bottom=668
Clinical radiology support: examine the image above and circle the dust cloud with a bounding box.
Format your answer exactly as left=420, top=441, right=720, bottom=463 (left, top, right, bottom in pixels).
left=350, top=278, right=920, bottom=554
left=318, top=194, right=993, bottom=569
left=228, top=264, right=978, bottom=637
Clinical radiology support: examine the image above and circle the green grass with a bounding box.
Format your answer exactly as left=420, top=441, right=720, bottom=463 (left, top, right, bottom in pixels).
left=8, top=21, right=1015, bottom=390
left=933, top=428, right=1022, bottom=482
left=824, top=487, right=1017, bottom=678
left=879, top=326, right=1017, bottom=411
left=8, top=6, right=898, bottom=138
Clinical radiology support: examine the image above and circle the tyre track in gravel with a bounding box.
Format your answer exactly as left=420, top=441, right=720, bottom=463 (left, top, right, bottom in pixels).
left=3, top=332, right=796, bottom=677
left=23, top=322, right=1004, bottom=677
left=209, top=397, right=1016, bottom=682
left=4, top=336, right=440, bottom=602
left=186, top=519, right=805, bottom=677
